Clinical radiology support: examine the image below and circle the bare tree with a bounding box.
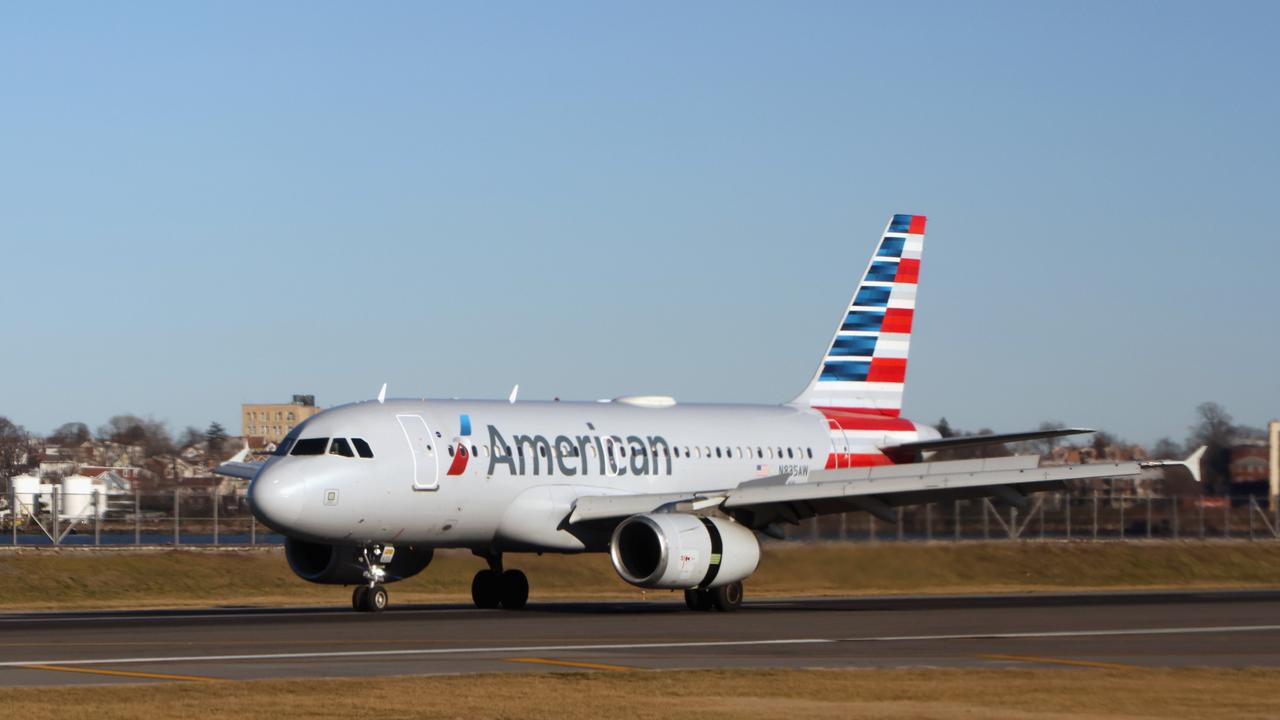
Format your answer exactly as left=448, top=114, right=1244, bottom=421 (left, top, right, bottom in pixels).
left=1151, top=437, right=1183, bottom=460
left=0, top=417, right=34, bottom=479
left=1188, top=402, right=1235, bottom=496
left=96, top=415, right=175, bottom=459
left=48, top=422, right=92, bottom=447
left=1036, top=420, right=1067, bottom=456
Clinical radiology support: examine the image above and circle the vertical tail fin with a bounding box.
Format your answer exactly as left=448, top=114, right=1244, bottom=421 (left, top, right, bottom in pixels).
left=791, top=213, right=926, bottom=417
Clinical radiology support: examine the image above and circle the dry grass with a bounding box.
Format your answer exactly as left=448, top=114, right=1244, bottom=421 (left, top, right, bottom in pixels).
left=0, top=541, right=1277, bottom=610
left=2, top=667, right=1278, bottom=719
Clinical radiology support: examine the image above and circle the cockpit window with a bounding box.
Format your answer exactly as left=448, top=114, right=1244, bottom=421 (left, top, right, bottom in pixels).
left=329, top=438, right=354, bottom=457
left=352, top=438, right=374, bottom=458
left=273, top=427, right=304, bottom=456
left=291, top=438, right=329, bottom=456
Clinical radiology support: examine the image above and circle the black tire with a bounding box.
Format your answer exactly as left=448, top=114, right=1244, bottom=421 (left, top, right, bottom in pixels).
left=684, top=588, right=714, bottom=611
left=710, top=581, right=744, bottom=612
left=471, top=569, right=502, bottom=609
left=499, top=569, right=529, bottom=610
left=352, top=586, right=368, bottom=612
left=367, top=585, right=389, bottom=613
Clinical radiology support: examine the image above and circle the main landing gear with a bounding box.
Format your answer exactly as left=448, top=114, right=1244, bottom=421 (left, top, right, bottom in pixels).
left=684, top=581, right=744, bottom=612
left=352, top=544, right=394, bottom=613
left=470, top=551, right=528, bottom=610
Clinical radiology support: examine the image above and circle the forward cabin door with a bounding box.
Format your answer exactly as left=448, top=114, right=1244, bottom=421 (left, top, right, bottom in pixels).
left=396, top=414, right=440, bottom=491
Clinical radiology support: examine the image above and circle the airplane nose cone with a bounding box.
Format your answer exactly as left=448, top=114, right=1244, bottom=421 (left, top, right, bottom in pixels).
left=249, top=465, right=306, bottom=532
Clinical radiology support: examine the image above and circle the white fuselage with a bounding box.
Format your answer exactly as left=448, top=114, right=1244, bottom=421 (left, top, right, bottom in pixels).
left=249, top=398, right=930, bottom=553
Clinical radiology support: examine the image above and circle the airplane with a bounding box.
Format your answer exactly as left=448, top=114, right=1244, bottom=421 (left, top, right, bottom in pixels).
left=216, top=213, right=1201, bottom=613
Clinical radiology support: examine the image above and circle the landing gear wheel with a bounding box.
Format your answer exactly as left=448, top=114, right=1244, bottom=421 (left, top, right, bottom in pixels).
left=710, top=581, right=744, bottom=612
left=499, top=569, right=529, bottom=610
left=684, top=588, right=714, bottom=611
left=353, top=584, right=388, bottom=613
left=366, top=584, right=389, bottom=613
left=471, top=569, right=502, bottom=609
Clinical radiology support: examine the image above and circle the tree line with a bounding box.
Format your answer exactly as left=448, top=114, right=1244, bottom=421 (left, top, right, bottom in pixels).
left=934, top=402, right=1269, bottom=496
left=0, top=415, right=232, bottom=478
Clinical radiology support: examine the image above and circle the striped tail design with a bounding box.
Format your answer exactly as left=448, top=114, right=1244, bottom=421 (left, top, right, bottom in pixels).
left=791, top=213, right=926, bottom=418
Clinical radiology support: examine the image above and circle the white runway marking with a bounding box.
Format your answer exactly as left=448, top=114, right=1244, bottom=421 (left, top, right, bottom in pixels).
left=1, top=624, right=1278, bottom=669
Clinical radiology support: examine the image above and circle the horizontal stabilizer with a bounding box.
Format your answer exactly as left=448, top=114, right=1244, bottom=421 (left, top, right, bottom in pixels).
left=213, top=461, right=264, bottom=481
left=888, top=428, right=1094, bottom=454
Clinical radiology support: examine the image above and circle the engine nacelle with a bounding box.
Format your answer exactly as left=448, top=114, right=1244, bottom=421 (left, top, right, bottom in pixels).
left=283, top=537, right=434, bottom=585
left=609, top=513, right=759, bottom=589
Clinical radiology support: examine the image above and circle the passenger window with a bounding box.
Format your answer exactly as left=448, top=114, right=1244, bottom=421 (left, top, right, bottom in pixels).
left=787, top=447, right=794, bottom=459
left=715, top=448, right=722, bottom=458
left=806, top=448, right=813, bottom=459
left=447, top=445, right=455, bottom=457
left=351, top=438, right=374, bottom=458
left=291, top=438, right=329, bottom=456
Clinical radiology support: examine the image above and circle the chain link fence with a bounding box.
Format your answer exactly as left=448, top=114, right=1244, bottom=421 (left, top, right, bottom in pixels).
left=774, top=493, right=1280, bottom=542
left=3, top=488, right=282, bottom=546
left=3, top=488, right=1277, bottom=546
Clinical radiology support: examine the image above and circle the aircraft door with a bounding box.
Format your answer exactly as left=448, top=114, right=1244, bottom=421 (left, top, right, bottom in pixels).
left=396, top=414, right=440, bottom=491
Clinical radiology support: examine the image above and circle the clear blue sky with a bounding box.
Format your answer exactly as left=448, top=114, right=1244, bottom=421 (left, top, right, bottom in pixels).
left=2, top=2, right=1277, bottom=446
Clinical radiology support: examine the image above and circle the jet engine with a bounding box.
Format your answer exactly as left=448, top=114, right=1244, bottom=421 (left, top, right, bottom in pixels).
left=283, top=537, right=434, bottom=584
left=609, top=513, right=759, bottom=589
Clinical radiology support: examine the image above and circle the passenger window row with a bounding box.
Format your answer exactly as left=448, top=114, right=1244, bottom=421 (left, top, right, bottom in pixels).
left=290, top=437, right=374, bottom=458
left=442, top=442, right=813, bottom=462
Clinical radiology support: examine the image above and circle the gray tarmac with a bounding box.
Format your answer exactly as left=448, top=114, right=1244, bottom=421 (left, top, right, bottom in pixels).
left=1, top=589, right=1278, bottom=686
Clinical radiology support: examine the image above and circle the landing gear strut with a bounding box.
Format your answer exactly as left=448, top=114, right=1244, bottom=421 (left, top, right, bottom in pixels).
left=352, top=544, right=395, bottom=613
left=684, top=581, right=744, bottom=612
left=470, top=551, right=529, bottom=610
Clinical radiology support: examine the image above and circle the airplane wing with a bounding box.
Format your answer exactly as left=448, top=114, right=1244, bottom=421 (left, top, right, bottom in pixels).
left=885, top=427, right=1094, bottom=455
left=213, top=461, right=265, bottom=480
left=569, top=450, right=1201, bottom=530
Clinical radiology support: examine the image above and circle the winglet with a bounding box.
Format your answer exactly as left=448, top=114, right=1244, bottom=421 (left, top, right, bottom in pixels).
left=1139, top=445, right=1206, bottom=484
left=377, top=383, right=387, bottom=405
left=508, top=384, right=519, bottom=404
left=1183, top=445, right=1206, bottom=483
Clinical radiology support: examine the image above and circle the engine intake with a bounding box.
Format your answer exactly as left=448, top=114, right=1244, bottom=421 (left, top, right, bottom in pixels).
left=609, top=513, right=759, bottom=589
left=284, top=537, right=433, bottom=585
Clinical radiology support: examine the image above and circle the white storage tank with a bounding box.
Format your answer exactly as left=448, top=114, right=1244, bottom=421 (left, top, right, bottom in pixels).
left=10, top=474, right=41, bottom=519
left=60, top=475, right=98, bottom=521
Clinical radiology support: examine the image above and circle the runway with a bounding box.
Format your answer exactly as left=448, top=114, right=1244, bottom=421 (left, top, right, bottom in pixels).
left=1, top=589, right=1277, bottom=686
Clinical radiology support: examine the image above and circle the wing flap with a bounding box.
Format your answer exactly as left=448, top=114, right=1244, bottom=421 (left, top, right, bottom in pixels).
left=887, top=428, right=1094, bottom=454
left=566, top=455, right=1142, bottom=525
left=723, top=459, right=1139, bottom=508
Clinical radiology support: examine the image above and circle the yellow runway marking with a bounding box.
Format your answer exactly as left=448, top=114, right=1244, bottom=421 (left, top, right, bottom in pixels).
left=18, top=663, right=222, bottom=683
left=981, top=653, right=1138, bottom=670
left=507, top=657, right=636, bottom=672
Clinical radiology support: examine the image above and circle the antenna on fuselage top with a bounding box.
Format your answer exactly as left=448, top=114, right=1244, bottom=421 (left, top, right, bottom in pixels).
left=377, top=382, right=387, bottom=404
left=508, top=384, right=519, bottom=404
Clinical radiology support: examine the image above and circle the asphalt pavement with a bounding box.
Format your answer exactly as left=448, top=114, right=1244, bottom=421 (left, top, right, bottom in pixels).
left=0, top=589, right=1277, bottom=686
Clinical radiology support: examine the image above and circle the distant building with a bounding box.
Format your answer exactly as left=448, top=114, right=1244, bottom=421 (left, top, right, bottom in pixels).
left=241, top=394, right=321, bottom=445
left=1271, top=420, right=1279, bottom=502
left=1229, top=440, right=1269, bottom=484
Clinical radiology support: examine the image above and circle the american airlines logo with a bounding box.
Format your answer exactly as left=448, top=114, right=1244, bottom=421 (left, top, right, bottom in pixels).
left=485, top=425, right=673, bottom=477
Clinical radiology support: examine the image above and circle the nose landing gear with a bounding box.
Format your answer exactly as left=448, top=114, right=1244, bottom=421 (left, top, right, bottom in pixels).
left=470, top=551, right=528, bottom=610
left=352, top=544, right=394, bottom=613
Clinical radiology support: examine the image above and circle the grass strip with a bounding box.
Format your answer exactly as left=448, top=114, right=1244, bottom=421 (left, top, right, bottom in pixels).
left=1, top=667, right=1277, bottom=720
left=0, top=541, right=1276, bottom=610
